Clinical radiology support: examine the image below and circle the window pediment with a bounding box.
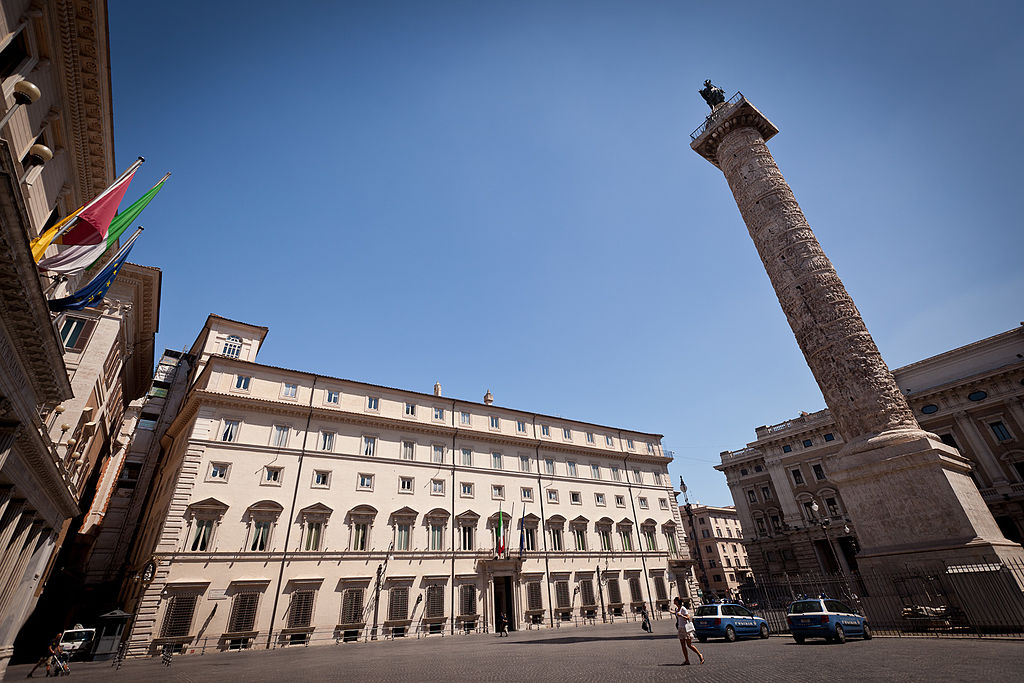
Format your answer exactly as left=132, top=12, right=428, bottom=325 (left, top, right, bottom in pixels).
left=187, top=497, right=229, bottom=519
left=246, top=500, right=284, bottom=521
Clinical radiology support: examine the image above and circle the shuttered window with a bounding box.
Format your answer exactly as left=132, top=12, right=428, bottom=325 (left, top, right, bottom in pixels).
left=288, top=590, right=315, bottom=628
left=654, top=576, right=668, bottom=601
left=425, top=585, right=445, bottom=619
left=629, top=577, right=643, bottom=602
left=555, top=581, right=570, bottom=608
left=388, top=586, right=409, bottom=621
left=579, top=579, right=595, bottom=607
left=340, top=588, right=364, bottom=624
left=228, top=592, right=260, bottom=632
left=460, top=585, right=477, bottom=616
left=527, top=582, right=543, bottom=611
left=607, top=579, right=622, bottom=604
left=160, top=594, right=197, bottom=638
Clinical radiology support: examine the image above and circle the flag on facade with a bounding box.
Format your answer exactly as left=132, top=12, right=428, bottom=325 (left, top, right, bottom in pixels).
left=497, top=502, right=504, bottom=556
left=47, top=228, right=142, bottom=312
left=30, top=158, right=143, bottom=261
left=37, top=172, right=168, bottom=274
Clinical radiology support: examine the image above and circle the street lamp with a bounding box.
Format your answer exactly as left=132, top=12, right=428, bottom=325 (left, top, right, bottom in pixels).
left=0, top=79, right=41, bottom=130
left=810, top=500, right=843, bottom=574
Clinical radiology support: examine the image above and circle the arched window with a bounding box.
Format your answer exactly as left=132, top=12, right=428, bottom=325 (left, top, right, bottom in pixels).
left=222, top=335, right=242, bottom=358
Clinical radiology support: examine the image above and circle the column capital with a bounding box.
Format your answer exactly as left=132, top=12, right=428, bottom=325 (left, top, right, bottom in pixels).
left=690, top=95, right=779, bottom=168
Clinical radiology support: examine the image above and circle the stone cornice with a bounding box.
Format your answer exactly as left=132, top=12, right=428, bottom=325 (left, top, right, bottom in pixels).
left=690, top=98, right=779, bottom=168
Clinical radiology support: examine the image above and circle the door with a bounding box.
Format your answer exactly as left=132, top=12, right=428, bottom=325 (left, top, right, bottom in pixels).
left=493, top=576, right=515, bottom=632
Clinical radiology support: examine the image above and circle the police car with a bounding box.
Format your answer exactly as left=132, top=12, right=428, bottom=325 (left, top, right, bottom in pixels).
left=786, top=597, right=872, bottom=644
left=692, top=602, right=770, bottom=642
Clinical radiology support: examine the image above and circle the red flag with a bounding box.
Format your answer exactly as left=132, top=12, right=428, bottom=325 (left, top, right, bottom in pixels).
left=59, top=167, right=139, bottom=245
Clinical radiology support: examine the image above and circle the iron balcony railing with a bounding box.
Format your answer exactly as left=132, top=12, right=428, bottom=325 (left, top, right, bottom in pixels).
left=690, top=91, right=744, bottom=141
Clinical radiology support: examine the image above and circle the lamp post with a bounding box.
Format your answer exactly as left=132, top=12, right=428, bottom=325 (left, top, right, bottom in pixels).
left=809, top=500, right=843, bottom=574
left=0, top=79, right=41, bottom=130
left=680, top=477, right=711, bottom=599
left=596, top=562, right=607, bottom=623
left=371, top=562, right=382, bottom=640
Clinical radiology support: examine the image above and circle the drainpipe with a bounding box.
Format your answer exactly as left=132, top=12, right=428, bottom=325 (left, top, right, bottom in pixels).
left=620, top=431, right=657, bottom=621
left=532, top=414, right=554, bottom=628
left=266, top=376, right=318, bottom=648
left=450, top=398, right=457, bottom=635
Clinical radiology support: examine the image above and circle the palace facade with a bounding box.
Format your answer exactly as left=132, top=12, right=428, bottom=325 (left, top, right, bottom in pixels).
left=123, top=315, right=694, bottom=653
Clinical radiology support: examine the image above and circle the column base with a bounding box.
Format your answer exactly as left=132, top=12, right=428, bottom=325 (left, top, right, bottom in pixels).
left=829, top=435, right=1024, bottom=574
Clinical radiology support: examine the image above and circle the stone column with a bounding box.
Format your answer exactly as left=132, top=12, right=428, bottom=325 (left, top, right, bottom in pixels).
left=953, top=412, right=1009, bottom=488
left=764, top=461, right=803, bottom=525
left=691, top=94, right=1024, bottom=571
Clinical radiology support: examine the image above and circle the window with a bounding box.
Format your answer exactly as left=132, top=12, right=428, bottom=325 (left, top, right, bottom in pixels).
left=490, top=416, right=500, bottom=429
left=352, top=523, right=369, bottom=550
left=460, top=585, right=477, bottom=616
left=460, top=525, right=474, bottom=550
left=250, top=521, right=271, bottom=551
left=492, top=485, right=505, bottom=500
left=567, top=461, right=577, bottom=477
left=632, top=469, right=642, bottom=484
left=709, top=559, right=717, bottom=568
left=812, top=464, right=825, bottom=481
left=756, top=518, right=767, bottom=536
left=59, top=317, right=95, bottom=351
left=591, top=464, right=601, bottom=479
left=550, top=528, right=563, bottom=551
left=190, top=520, right=214, bottom=551
left=222, top=420, right=240, bottom=442
left=460, top=411, right=471, bottom=425
left=761, top=486, right=772, bottom=500
left=272, top=425, right=289, bottom=448
left=405, top=402, right=416, bottom=416
left=520, top=455, right=531, bottom=472
left=574, top=527, right=587, bottom=551
left=282, top=383, right=298, bottom=398
left=288, top=590, right=315, bottom=628
left=569, top=491, right=582, bottom=505
left=396, top=524, right=411, bottom=551
left=526, top=581, right=542, bottom=610
left=367, top=396, right=379, bottom=410
left=599, top=528, right=612, bottom=551
left=547, top=489, right=559, bottom=503
left=659, top=498, right=669, bottom=510
left=803, top=439, right=813, bottom=448
left=461, top=482, right=474, bottom=497
left=313, top=470, right=330, bottom=488
left=595, top=493, right=606, bottom=506
left=304, top=523, right=322, bottom=551
left=544, top=459, right=555, bottom=475
left=402, top=441, right=415, bottom=460
left=605, top=435, right=614, bottom=446
left=358, top=473, right=374, bottom=490
left=517, top=420, right=527, bottom=433
left=340, top=588, right=364, bottom=625
left=432, top=445, right=445, bottom=463
left=638, top=497, right=649, bottom=509
left=160, top=593, right=198, bottom=638
left=541, top=425, right=550, bottom=437
left=826, top=497, right=840, bottom=517
left=647, top=442, right=655, bottom=453
left=431, top=479, right=445, bottom=495
left=580, top=579, right=597, bottom=607
left=363, top=436, right=376, bottom=456
left=629, top=576, right=644, bottom=602
left=824, top=432, right=835, bottom=442
left=586, top=432, right=594, bottom=443
left=626, top=438, right=634, bottom=450
left=491, top=452, right=503, bottom=469
left=430, top=524, right=444, bottom=550
left=326, top=390, right=340, bottom=404
left=235, top=375, right=251, bottom=390
left=521, top=487, right=533, bottom=501
left=611, top=467, right=621, bottom=482
left=434, top=407, right=444, bottom=421
left=320, top=431, right=335, bottom=451
left=264, top=467, right=282, bottom=485
left=782, top=444, right=792, bottom=453
left=991, top=422, right=1012, bottom=441
left=210, top=463, right=229, bottom=481
left=754, top=465, right=763, bottom=472
left=461, top=448, right=472, bottom=466
left=222, top=335, right=242, bottom=357
left=615, top=495, right=625, bottom=507
left=399, top=476, right=414, bottom=493
left=388, top=586, right=409, bottom=620
left=747, top=490, right=757, bottom=503
left=562, top=428, right=572, bottom=440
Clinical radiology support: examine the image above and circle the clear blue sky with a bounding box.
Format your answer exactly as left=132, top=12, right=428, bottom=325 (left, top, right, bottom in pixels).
left=108, top=1, right=1023, bottom=506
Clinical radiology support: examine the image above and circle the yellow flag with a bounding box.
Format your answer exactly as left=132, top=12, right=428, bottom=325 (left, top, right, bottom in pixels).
left=30, top=207, right=83, bottom=262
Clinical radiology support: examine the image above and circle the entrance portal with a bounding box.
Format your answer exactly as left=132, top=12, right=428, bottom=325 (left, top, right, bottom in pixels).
left=493, top=576, right=515, bottom=632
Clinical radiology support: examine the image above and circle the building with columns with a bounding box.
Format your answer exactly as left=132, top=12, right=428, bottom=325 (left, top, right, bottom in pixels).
left=681, top=505, right=750, bottom=599
left=716, top=326, right=1024, bottom=581
left=121, top=315, right=693, bottom=653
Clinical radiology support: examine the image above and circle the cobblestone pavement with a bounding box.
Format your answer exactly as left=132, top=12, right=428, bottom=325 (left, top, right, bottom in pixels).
left=10, top=620, right=1024, bottom=682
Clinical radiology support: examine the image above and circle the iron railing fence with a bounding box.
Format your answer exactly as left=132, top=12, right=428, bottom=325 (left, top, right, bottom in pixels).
left=735, top=558, right=1024, bottom=639
left=689, top=92, right=744, bottom=140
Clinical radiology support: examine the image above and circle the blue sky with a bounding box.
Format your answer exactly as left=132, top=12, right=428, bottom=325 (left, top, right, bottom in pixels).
left=108, top=1, right=1024, bottom=506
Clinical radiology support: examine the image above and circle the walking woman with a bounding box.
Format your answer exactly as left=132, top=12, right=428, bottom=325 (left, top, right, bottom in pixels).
left=672, top=597, right=704, bottom=665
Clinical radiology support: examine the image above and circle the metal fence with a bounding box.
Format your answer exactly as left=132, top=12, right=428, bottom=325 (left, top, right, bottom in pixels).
left=734, top=559, right=1024, bottom=639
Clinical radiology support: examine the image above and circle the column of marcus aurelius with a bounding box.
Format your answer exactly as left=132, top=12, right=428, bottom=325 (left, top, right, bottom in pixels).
left=690, top=85, right=1024, bottom=573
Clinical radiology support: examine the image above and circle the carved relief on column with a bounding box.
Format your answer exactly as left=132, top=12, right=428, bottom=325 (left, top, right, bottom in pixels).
left=713, top=126, right=920, bottom=443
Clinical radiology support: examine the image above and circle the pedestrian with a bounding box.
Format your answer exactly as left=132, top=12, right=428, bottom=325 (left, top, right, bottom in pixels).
left=672, top=597, right=704, bottom=665
left=26, top=633, right=61, bottom=678
left=498, top=611, right=509, bottom=637
left=639, top=603, right=652, bottom=633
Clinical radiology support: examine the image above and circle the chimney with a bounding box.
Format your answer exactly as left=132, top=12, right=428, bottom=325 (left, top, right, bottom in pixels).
left=433, top=382, right=442, bottom=397
left=483, top=389, right=493, bottom=405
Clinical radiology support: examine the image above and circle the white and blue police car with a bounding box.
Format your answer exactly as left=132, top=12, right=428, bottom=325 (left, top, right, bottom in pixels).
left=692, top=602, right=770, bottom=642
left=786, top=596, right=872, bottom=644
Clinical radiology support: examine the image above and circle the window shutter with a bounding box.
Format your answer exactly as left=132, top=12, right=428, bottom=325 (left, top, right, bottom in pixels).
left=607, top=579, right=622, bottom=604
left=527, top=582, right=543, bottom=611
left=425, top=585, right=444, bottom=619
left=228, top=592, right=260, bottom=632
left=629, top=577, right=643, bottom=602
left=288, top=590, right=315, bottom=628
left=340, top=588, right=364, bottom=624
left=555, top=581, right=570, bottom=608
left=460, top=585, right=477, bottom=616
left=654, top=576, right=668, bottom=601
left=580, top=580, right=595, bottom=607
left=160, top=594, right=198, bottom=638
left=388, top=586, right=409, bottom=621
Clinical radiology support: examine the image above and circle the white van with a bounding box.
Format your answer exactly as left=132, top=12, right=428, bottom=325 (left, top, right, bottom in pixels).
left=58, top=626, right=96, bottom=659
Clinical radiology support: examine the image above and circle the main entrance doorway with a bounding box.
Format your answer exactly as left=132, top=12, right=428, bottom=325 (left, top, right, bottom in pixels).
left=493, top=576, right=515, bottom=632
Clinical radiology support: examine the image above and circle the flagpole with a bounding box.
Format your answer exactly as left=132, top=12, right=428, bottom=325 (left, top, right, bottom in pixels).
left=50, top=156, right=144, bottom=243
